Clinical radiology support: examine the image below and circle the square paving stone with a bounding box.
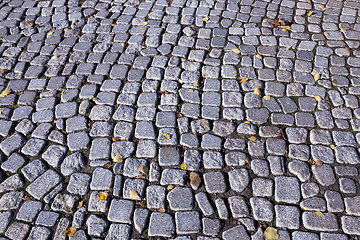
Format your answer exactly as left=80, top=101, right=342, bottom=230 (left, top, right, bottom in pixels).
left=148, top=212, right=175, bottom=237
left=203, top=171, right=227, bottom=193
left=16, top=200, right=43, bottom=223
left=275, top=205, right=301, bottom=229
left=175, top=211, right=201, bottom=234
left=35, top=211, right=60, bottom=227
left=108, top=199, right=135, bottom=224
left=67, top=173, right=91, bottom=195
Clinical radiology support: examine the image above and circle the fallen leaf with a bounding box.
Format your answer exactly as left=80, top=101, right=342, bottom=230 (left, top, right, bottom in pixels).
left=140, top=21, right=148, bottom=26
left=254, top=88, right=261, bottom=96
left=202, top=17, right=209, bottom=21
left=21, top=195, right=31, bottom=201
left=311, top=70, right=320, bottom=81
left=63, top=226, right=77, bottom=237
left=167, top=185, right=174, bottom=190
left=320, top=5, right=328, bottom=11
left=244, top=121, right=251, bottom=124
left=284, top=26, right=292, bottom=31
left=314, top=96, right=322, bottom=101
left=240, top=77, right=248, bottom=82
left=308, top=11, right=313, bottom=17
left=345, top=47, right=351, bottom=52
left=103, top=162, right=113, bottom=168
left=0, top=89, right=11, bottom=97
left=139, top=165, right=148, bottom=175
left=77, top=201, right=83, bottom=209
left=286, top=46, right=292, bottom=50
left=232, top=48, right=241, bottom=54
left=249, top=136, right=257, bottom=141
left=163, top=134, right=172, bottom=140
left=269, top=18, right=285, bottom=26
left=193, top=82, right=199, bottom=87
left=316, top=211, right=324, bottom=216
left=340, top=29, right=347, bottom=33
left=255, top=53, right=262, bottom=60
left=330, top=144, right=337, bottom=150
left=190, top=172, right=201, bottom=189
left=111, top=23, right=116, bottom=26
left=0, top=110, right=3, bottom=115
left=188, top=89, right=194, bottom=93
left=315, top=160, right=323, bottom=166
left=113, top=155, right=123, bottom=163
left=130, top=191, right=140, bottom=198
left=72, top=19, right=77, bottom=23
left=324, top=32, right=329, bottom=36
left=97, top=192, right=108, bottom=201
left=158, top=208, right=166, bottom=213
left=180, top=163, right=187, bottom=170
left=264, top=226, right=279, bottom=239
left=121, top=43, right=125, bottom=47
left=48, top=32, right=53, bottom=36
left=112, top=137, right=119, bottom=142
left=263, top=95, right=271, bottom=100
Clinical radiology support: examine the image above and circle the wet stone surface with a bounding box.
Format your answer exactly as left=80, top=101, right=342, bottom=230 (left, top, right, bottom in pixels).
left=0, top=0, right=360, bottom=239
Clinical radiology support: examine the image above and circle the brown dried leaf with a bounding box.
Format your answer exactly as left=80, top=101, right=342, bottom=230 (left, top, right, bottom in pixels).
left=190, top=172, right=201, bottom=190
left=139, top=165, right=148, bottom=175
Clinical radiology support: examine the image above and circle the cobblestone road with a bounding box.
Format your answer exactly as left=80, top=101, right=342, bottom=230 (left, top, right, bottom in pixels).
left=0, top=0, right=360, bottom=239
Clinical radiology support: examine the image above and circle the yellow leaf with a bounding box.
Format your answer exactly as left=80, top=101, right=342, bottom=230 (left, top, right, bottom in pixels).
left=308, top=11, right=313, bottom=16
left=284, top=26, right=292, bottom=31
left=121, top=43, right=125, bottom=47
left=256, top=54, right=262, bottom=60
left=181, top=163, right=187, bottom=170
left=232, top=48, right=241, bottom=54
left=0, top=89, right=11, bottom=97
left=240, top=77, right=248, bottom=82
left=167, top=185, right=174, bottom=190
left=286, top=46, right=292, bottom=50
left=249, top=136, right=257, bottom=141
left=52, top=55, right=58, bottom=59
left=340, top=29, right=347, bottom=33
left=188, top=89, right=194, bottom=93
left=48, top=32, right=53, bottom=36
left=254, top=88, right=261, bottom=96
left=324, top=32, right=329, bottom=36
left=112, top=137, right=119, bottom=142
left=97, top=192, right=108, bottom=201
left=139, top=165, right=148, bottom=175
left=244, top=121, right=250, bottom=124
left=0, top=69, right=7, bottom=73
left=264, top=227, right=279, bottom=239
left=77, top=201, right=83, bottom=209
left=140, top=21, right=148, bottom=26
left=72, top=19, right=77, bottom=23
left=202, top=17, right=208, bottom=21
left=163, top=134, right=171, bottom=140
left=111, top=23, right=116, bottom=26
left=158, top=208, right=166, bottom=213
left=130, top=191, right=140, bottom=198
left=63, top=226, right=77, bottom=237
left=263, top=95, right=271, bottom=100
left=316, top=211, right=324, bottom=216
left=314, top=72, right=320, bottom=81
left=113, top=155, right=123, bottom=163
left=0, top=110, right=3, bottom=114
left=111, top=61, right=115, bottom=65
left=314, top=96, right=322, bottom=101
left=330, top=144, right=336, bottom=150
left=193, top=82, right=199, bottom=87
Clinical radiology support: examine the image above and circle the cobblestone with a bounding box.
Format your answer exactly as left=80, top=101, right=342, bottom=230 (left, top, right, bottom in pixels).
left=0, top=0, right=359, bottom=238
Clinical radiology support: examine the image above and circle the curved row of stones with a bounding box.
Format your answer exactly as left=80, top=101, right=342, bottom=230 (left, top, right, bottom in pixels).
left=0, top=0, right=360, bottom=239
